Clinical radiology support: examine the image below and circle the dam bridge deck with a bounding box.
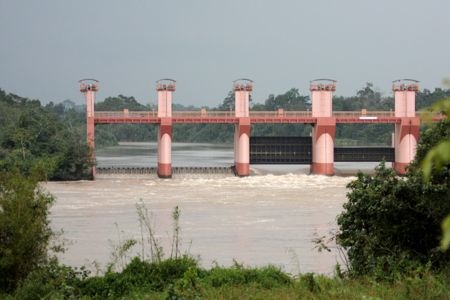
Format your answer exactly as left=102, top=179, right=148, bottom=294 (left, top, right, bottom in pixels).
left=94, top=110, right=416, bottom=124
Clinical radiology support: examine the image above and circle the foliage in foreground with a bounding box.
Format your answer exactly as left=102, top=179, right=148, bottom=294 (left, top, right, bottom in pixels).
left=420, top=95, right=450, bottom=251
left=337, top=119, right=450, bottom=278
left=6, top=258, right=450, bottom=299
left=0, top=171, right=57, bottom=292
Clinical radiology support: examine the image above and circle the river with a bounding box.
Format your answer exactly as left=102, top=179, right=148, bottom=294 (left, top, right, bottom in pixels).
left=45, top=142, right=379, bottom=275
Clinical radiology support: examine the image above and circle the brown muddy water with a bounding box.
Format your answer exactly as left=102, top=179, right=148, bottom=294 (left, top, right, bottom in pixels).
left=44, top=142, right=379, bottom=275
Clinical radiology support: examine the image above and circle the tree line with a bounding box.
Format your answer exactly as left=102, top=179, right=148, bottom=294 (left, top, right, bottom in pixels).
left=0, top=91, right=91, bottom=180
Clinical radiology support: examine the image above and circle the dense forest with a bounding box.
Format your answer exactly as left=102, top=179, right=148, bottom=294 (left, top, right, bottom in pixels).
left=0, top=90, right=91, bottom=180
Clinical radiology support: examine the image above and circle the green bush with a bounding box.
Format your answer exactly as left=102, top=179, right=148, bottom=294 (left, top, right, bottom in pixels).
left=337, top=120, right=450, bottom=278
left=204, top=262, right=291, bottom=288
left=13, top=260, right=88, bottom=299
left=299, top=273, right=321, bottom=293
left=79, top=256, right=199, bottom=298
left=0, top=171, right=56, bottom=292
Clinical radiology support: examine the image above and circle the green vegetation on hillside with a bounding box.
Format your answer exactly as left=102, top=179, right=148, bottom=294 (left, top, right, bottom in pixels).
left=0, top=90, right=91, bottom=180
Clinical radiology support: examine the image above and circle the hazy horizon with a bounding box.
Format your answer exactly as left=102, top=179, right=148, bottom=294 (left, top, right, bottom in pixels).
left=1, top=0, right=449, bottom=107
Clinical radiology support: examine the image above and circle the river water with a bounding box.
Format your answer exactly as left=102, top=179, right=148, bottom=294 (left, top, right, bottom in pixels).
left=45, top=142, right=379, bottom=275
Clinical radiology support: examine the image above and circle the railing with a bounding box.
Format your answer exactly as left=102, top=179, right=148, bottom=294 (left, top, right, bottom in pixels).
left=94, top=110, right=440, bottom=120
left=173, top=110, right=397, bottom=118
left=333, top=111, right=395, bottom=118
left=250, top=111, right=312, bottom=118
left=93, top=110, right=394, bottom=119
left=173, top=111, right=236, bottom=118
left=95, top=111, right=158, bottom=118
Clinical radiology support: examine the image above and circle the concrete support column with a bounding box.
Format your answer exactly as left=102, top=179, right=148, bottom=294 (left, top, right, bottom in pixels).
left=86, top=93, right=95, bottom=178
left=156, top=79, right=176, bottom=178
left=233, top=79, right=253, bottom=177
left=311, top=118, right=336, bottom=175
left=234, top=118, right=251, bottom=176
left=310, top=79, right=336, bottom=175
left=158, top=118, right=172, bottom=178
left=157, top=91, right=172, bottom=117
left=392, top=79, right=420, bottom=175
left=393, top=117, right=420, bottom=174
left=80, top=79, right=99, bottom=180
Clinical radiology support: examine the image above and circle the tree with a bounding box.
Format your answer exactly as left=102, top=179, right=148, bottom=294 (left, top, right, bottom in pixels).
left=420, top=97, right=450, bottom=181
left=416, top=88, right=450, bottom=110
left=419, top=82, right=450, bottom=250
left=95, top=95, right=147, bottom=111
left=263, top=88, right=309, bottom=111
left=0, top=172, right=56, bottom=292
left=356, top=82, right=382, bottom=108
left=218, top=91, right=235, bottom=111
left=0, top=90, right=92, bottom=180
left=337, top=119, right=450, bottom=277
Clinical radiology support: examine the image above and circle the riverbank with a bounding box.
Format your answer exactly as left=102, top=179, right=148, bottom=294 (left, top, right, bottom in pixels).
left=6, top=255, right=450, bottom=299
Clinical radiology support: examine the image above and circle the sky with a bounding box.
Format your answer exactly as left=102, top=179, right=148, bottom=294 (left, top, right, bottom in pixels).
left=0, top=0, right=449, bottom=107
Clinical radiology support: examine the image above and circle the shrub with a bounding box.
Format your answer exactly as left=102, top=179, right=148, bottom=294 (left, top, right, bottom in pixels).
left=337, top=120, right=450, bottom=277
left=13, top=260, right=88, bottom=299
left=79, top=256, right=199, bottom=298
left=204, top=262, right=291, bottom=288
left=299, top=273, right=321, bottom=293
left=0, top=171, right=56, bottom=292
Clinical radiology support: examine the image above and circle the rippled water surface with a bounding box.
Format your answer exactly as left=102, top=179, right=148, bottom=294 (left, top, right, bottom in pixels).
left=45, top=142, right=377, bottom=274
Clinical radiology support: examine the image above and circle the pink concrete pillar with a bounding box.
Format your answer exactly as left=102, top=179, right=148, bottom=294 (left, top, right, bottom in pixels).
left=393, top=118, right=420, bottom=174
left=156, top=79, right=175, bottom=178
left=158, top=118, right=172, bottom=178
left=157, top=91, right=172, bottom=117
left=233, top=79, right=253, bottom=176
left=392, top=80, right=420, bottom=175
left=311, top=118, right=336, bottom=175
left=310, top=79, right=336, bottom=175
left=234, top=118, right=251, bottom=176
left=79, top=79, right=99, bottom=179
left=234, top=89, right=250, bottom=118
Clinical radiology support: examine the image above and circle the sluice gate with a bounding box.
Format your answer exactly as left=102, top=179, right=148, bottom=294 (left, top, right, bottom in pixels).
left=250, top=137, right=395, bottom=164
left=97, top=166, right=234, bottom=175
left=250, top=136, right=312, bottom=164
left=334, top=147, right=395, bottom=162
left=172, top=167, right=234, bottom=174
left=97, top=167, right=157, bottom=175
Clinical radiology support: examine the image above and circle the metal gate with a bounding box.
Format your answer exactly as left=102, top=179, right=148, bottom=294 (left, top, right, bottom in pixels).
left=250, top=136, right=312, bottom=164
left=334, top=147, right=395, bottom=162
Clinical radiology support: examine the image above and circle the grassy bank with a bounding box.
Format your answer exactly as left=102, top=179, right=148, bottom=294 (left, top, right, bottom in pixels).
left=4, top=257, right=450, bottom=299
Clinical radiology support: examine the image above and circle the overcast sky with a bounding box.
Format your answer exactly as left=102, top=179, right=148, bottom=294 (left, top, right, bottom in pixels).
left=1, top=0, right=449, bottom=107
